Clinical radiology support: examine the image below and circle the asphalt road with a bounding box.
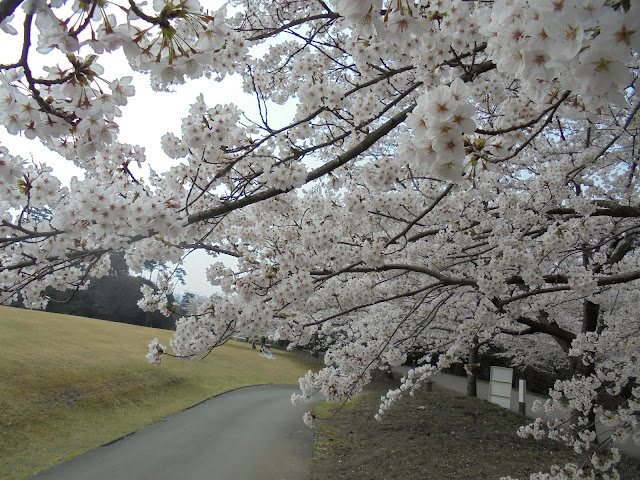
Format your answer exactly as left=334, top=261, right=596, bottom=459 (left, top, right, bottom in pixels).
left=30, top=385, right=314, bottom=480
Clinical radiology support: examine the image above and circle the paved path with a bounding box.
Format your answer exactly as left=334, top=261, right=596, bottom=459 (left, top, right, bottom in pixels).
left=392, top=367, right=639, bottom=458
left=392, top=367, right=548, bottom=417
left=30, top=385, right=314, bottom=480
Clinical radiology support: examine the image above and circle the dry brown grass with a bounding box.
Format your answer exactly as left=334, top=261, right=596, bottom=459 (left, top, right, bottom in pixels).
left=311, top=377, right=640, bottom=480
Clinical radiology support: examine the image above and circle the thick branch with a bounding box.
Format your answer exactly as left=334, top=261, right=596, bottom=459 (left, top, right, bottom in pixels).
left=546, top=200, right=640, bottom=218
left=596, top=270, right=640, bottom=286
left=0, top=230, right=60, bottom=244
left=604, top=235, right=635, bottom=267
left=460, top=60, right=495, bottom=82
left=128, top=0, right=171, bottom=29
left=504, top=270, right=640, bottom=288
left=177, top=243, right=242, bottom=258
left=407, top=228, right=441, bottom=242
left=0, top=0, right=22, bottom=24
left=311, top=263, right=476, bottom=287
left=514, top=315, right=577, bottom=344
left=247, top=13, right=340, bottom=41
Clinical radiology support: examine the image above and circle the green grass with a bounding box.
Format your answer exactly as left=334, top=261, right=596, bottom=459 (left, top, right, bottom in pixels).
left=0, top=306, right=316, bottom=480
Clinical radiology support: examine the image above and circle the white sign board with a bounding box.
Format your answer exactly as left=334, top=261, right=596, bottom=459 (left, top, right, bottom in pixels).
left=489, top=366, right=513, bottom=409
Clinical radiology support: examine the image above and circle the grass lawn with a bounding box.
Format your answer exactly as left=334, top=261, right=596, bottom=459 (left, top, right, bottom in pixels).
left=0, top=306, right=317, bottom=480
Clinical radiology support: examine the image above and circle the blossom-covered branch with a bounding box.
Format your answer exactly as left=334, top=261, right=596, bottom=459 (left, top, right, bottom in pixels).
left=2, top=1, right=640, bottom=477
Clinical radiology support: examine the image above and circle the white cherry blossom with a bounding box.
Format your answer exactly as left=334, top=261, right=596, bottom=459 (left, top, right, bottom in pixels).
left=0, top=1, right=639, bottom=477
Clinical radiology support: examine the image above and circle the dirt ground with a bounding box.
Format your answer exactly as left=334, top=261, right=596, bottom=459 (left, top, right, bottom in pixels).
left=310, top=376, right=640, bottom=480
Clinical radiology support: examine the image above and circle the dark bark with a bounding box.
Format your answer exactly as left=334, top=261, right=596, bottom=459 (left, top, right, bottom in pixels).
left=513, top=314, right=576, bottom=350
left=0, top=0, right=22, bottom=24
left=569, top=300, right=600, bottom=377
left=467, top=343, right=479, bottom=397
left=569, top=300, right=600, bottom=443
left=311, top=331, right=319, bottom=358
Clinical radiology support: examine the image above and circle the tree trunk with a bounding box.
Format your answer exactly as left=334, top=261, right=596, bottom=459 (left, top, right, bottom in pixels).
left=569, top=300, right=600, bottom=442
left=570, top=300, right=599, bottom=377
left=467, top=343, right=479, bottom=397
left=311, top=331, right=319, bottom=358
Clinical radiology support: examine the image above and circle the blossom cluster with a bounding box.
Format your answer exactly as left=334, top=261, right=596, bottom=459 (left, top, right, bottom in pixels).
left=405, top=78, right=476, bottom=182
left=146, top=337, right=166, bottom=366
left=482, top=0, right=639, bottom=108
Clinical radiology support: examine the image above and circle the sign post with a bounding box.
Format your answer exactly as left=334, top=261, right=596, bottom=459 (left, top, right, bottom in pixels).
left=489, top=366, right=513, bottom=409
left=519, top=379, right=526, bottom=415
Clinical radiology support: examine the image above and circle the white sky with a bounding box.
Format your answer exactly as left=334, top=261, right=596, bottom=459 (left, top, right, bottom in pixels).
left=0, top=2, right=290, bottom=297
left=0, top=72, right=237, bottom=296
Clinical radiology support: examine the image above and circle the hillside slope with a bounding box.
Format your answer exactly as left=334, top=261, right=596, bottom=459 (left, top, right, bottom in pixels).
left=0, top=306, right=313, bottom=480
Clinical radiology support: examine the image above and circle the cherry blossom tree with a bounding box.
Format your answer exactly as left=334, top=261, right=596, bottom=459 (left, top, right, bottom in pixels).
left=1, top=0, right=639, bottom=477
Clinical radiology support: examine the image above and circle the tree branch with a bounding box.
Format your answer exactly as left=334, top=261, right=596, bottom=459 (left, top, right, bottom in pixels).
left=247, top=13, right=340, bottom=41
left=513, top=315, right=577, bottom=344
left=546, top=200, right=640, bottom=218
left=186, top=103, right=415, bottom=225
left=485, top=91, right=571, bottom=164
left=302, top=283, right=441, bottom=328
left=311, top=263, right=476, bottom=287
left=177, top=243, right=242, bottom=258
left=0, top=0, right=22, bottom=24
left=385, top=184, right=454, bottom=247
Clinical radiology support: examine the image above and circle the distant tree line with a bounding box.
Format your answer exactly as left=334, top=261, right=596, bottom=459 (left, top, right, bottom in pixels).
left=32, top=252, right=180, bottom=330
